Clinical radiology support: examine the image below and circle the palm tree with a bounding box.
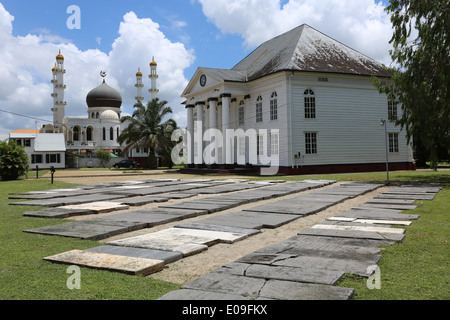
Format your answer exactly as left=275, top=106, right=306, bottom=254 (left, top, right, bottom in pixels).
left=118, top=98, right=178, bottom=168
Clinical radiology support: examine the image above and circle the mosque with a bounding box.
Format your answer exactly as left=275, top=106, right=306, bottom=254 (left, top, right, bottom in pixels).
left=39, top=50, right=159, bottom=167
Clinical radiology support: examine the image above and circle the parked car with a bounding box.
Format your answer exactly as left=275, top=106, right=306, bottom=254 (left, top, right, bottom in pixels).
left=113, top=159, right=138, bottom=169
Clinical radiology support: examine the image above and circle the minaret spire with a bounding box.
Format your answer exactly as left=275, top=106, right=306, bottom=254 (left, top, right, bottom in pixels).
left=148, top=57, right=159, bottom=101
left=50, top=50, right=67, bottom=129
left=135, top=68, right=144, bottom=102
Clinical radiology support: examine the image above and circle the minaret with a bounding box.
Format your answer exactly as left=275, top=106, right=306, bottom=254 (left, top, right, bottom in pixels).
left=135, top=68, right=144, bottom=102
left=148, top=57, right=159, bottom=101
left=50, top=50, right=67, bottom=128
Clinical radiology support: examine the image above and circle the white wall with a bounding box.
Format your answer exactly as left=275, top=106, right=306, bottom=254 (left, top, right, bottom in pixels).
left=290, top=73, right=413, bottom=167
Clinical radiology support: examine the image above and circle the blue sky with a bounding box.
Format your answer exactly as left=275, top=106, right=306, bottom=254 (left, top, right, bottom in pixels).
left=0, top=0, right=393, bottom=132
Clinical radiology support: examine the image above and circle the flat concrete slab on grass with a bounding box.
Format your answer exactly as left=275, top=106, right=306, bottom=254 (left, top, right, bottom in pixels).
left=108, top=232, right=209, bottom=257
left=243, top=201, right=337, bottom=216
left=198, top=210, right=300, bottom=230
left=157, top=289, right=251, bottom=300
left=338, top=208, right=420, bottom=220
left=174, top=222, right=261, bottom=236
left=376, top=193, right=435, bottom=200
left=216, top=262, right=345, bottom=285
left=24, top=219, right=144, bottom=241
left=85, top=245, right=183, bottom=264
left=258, top=279, right=354, bottom=300
left=182, top=272, right=267, bottom=298
left=22, top=207, right=96, bottom=219
left=44, top=250, right=165, bottom=275
left=60, top=201, right=130, bottom=213
left=159, top=201, right=237, bottom=213
left=299, top=227, right=405, bottom=242
left=358, top=203, right=418, bottom=210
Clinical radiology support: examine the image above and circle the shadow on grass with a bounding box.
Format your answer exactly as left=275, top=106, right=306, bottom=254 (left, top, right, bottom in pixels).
left=394, top=172, right=450, bottom=185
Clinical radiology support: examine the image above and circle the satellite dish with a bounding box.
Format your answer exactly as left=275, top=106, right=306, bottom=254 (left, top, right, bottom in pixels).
left=100, top=71, right=107, bottom=78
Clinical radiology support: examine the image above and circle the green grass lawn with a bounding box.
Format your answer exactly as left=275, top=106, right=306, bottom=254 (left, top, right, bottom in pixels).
left=0, top=178, right=179, bottom=300
left=0, top=170, right=448, bottom=300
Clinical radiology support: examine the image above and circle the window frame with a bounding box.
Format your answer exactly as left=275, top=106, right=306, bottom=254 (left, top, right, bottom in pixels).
left=389, top=133, right=399, bottom=153
left=270, top=92, right=278, bottom=121
left=256, top=96, right=263, bottom=123
left=304, top=89, right=316, bottom=119
left=305, top=132, right=318, bottom=155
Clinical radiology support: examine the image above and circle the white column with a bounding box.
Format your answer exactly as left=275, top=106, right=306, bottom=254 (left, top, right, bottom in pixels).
left=221, top=93, right=232, bottom=165
left=186, top=105, right=194, bottom=165
left=208, top=98, right=218, bottom=164
left=195, top=102, right=205, bottom=165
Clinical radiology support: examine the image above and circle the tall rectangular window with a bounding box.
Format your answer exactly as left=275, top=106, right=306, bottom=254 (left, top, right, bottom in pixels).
left=256, top=96, right=263, bottom=123
left=305, top=132, right=317, bottom=154
left=304, top=89, right=316, bottom=119
left=270, top=92, right=278, bottom=120
left=388, top=96, right=398, bottom=121
left=270, top=133, right=279, bottom=156
left=238, top=106, right=245, bottom=126
left=389, top=133, right=399, bottom=153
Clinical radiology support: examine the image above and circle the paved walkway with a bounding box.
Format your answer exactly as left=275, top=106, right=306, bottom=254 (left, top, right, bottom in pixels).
left=10, top=179, right=442, bottom=300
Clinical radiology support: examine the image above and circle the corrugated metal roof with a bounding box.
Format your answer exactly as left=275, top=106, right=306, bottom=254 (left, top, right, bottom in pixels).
left=34, top=134, right=66, bottom=152
left=231, top=24, right=391, bottom=81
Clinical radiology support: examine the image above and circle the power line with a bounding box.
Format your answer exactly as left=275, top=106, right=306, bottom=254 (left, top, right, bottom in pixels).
left=0, top=108, right=53, bottom=123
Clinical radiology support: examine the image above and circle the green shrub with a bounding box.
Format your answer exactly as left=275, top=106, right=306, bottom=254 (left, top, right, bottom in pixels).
left=96, top=150, right=111, bottom=168
left=0, top=139, right=29, bottom=181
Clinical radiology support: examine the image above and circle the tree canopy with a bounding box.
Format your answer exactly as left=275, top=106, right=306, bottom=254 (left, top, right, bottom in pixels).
left=374, top=0, right=449, bottom=169
left=118, top=98, right=178, bottom=168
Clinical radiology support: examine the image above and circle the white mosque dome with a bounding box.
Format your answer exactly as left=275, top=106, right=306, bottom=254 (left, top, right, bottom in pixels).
left=100, top=110, right=119, bottom=120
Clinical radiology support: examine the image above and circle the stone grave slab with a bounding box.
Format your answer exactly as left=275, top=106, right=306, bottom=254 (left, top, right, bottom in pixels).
left=112, top=196, right=170, bottom=206
left=24, top=219, right=143, bottom=241
left=159, top=201, right=236, bottom=214
left=376, top=193, right=435, bottom=200
left=10, top=194, right=129, bottom=207
left=87, top=210, right=185, bottom=228
left=337, top=208, right=420, bottom=220
left=198, top=211, right=299, bottom=229
left=358, top=203, right=418, bottom=210
left=243, top=201, right=335, bottom=216
left=285, top=234, right=395, bottom=249
left=255, top=236, right=384, bottom=255
left=258, top=279, right=354, bottom=300
left=44, top=250, right=165, bottom=276
left=299, top=227, right=405, bottom=242
left=244, top=264, right=345, bottom=285
left=181, top=272, right=267, bottom=298
left=157, top=289, right=250, bottom=300
left=316, top=220, right=405, bottom=234
left=271, top=254, right=375, bottom=276
left=174, top=222, right=261, bottom=236
left=151, top=207, right=209, bottom=219
left=156, top=227, right=249, bottom=244
left=291, top=192, right=351, bottom=203
left=60, top=201, right=129, bottom=213
left=107, top=232, right=209, bottom=256
left=85, top=245, right=182, bottom=264
left=352, top=219, right=411, bottom=226
left=22, top=207, right=96, bottom=219
left=367, top=198, right=416, bottom=205
left=163, top=193, right=196, bottom=199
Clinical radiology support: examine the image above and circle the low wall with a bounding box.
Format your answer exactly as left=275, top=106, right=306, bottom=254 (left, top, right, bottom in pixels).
left=76, top=157, right=126, bottom=168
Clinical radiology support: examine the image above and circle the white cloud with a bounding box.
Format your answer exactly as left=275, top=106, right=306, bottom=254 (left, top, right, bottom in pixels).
left=198, top=0, right=393, bottom=65
left=0, top=4, right=194, bottom=133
